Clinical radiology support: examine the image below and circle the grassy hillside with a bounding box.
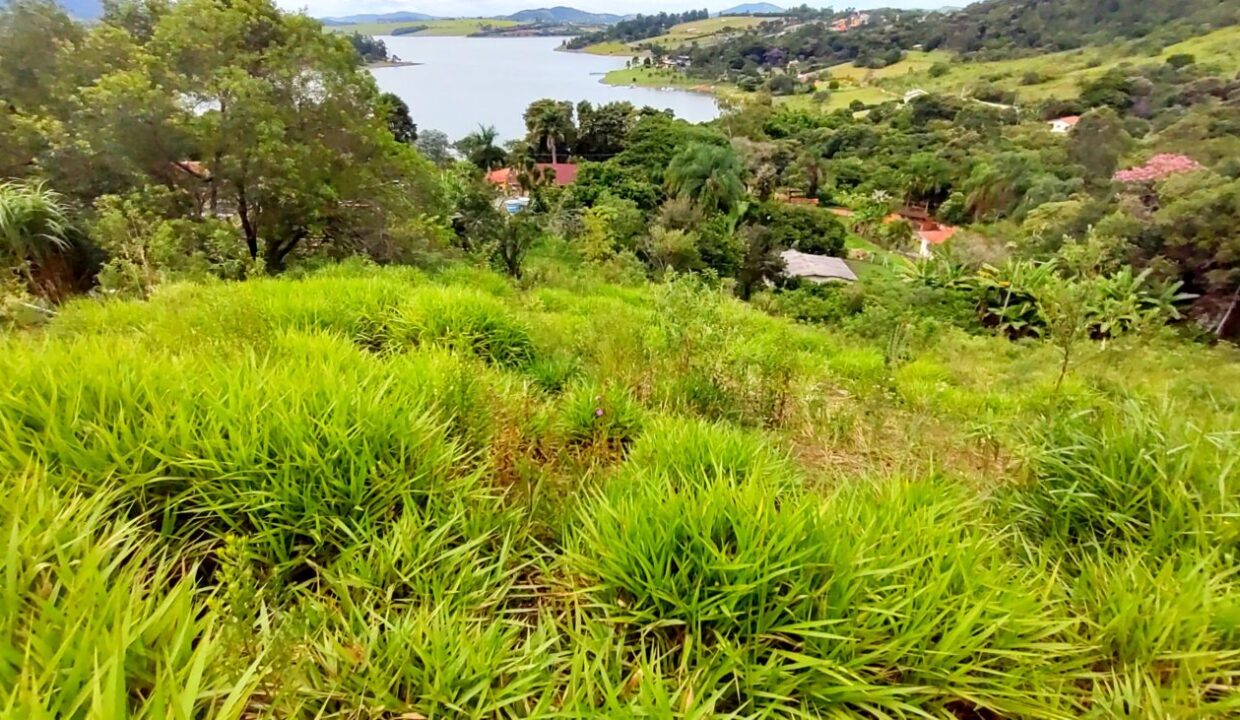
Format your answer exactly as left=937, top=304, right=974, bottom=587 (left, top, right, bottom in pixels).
left=862, top=26, right=1240, bottom=104
left=584, top=15, right=771, bottom=55
left=720, top=24, right=1240, bottom=112
left=4, top=253, right=1239, bottom=715
left=328, top=18, right=518, bottom=36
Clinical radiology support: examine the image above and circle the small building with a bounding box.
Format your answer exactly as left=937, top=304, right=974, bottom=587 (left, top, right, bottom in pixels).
left=780, top=250, right=858, bottom=284
left=903, top=88, right=929, bottom=104
left=1049, top=115, right=1080, bottom=134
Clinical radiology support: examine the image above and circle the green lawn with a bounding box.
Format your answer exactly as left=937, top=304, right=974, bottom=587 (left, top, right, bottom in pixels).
left=602, top=66, right=716, bottom=91
left=327, top=18, right=518, bottom=36
left=577, top=41, right=633, bottom=56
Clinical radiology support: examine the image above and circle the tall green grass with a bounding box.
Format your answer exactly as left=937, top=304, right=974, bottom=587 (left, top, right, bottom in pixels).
left=1, top=264, right=1238, bottom=716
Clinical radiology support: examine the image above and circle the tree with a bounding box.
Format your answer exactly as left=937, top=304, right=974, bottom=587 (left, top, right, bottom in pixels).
left=148, top=0, right=442, bottom=271
left=790, top=148, right=829, bottom=199
left=3, top=0, right=445, bottom=274
left=524, top=99, right=576, bottom=165
left=575, top=100, right=636, bottom=160
left=456, top=124, right=508, bottom=171
left=347, top=32, right=389, bottom=64
left=378, top=92, right=417, bottom=145
left=666, top=143, right=747, bottom=213
left=415, top=129, right=454, bottom=166
left=1068, top=108, right=1130, bottom=182
left=443, top=165, right=502, bottom=254
left=756, top=202, right=847, bottom=256
left=737, top=224, right=784, bottom=301
left=903, top=152, right=953, bottom=207
left=493, top=213, right=540, bottom=279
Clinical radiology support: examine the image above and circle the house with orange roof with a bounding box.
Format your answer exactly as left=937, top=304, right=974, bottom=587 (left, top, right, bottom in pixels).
left=1049, top=116, right=1081, bottom=134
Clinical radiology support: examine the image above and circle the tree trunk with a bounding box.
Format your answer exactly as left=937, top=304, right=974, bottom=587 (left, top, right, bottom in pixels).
left=1216, top=286, right=1240, bottom=339
left=265, top=228, right=307, bottom=273
left=549, top=137, right=558, bottom=165
left=236, top=183, right=259, bottom=260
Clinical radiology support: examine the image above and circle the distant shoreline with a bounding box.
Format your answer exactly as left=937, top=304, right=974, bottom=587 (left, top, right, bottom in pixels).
left=368, top=60, right=420, bottom=69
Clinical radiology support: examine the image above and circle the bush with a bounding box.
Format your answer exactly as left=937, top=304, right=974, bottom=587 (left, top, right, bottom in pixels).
left=625, top=416, right=797, bottom=487
left=557, top=381, right=644, bottom=451
left=1004, top=400, right=1238, bottom=556
left=571, top=476, right=1079, bottom=716
left=382, top=287, right=538, bottom=367
left=0, top=334, right=477, bottom=570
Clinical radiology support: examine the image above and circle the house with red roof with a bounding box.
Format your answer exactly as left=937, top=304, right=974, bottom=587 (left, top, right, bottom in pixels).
left=1049, top=116, right=1080, bottom=134
left=485, top=163, right=579, bottom=194
left=916, top=221, right=958, bottom=258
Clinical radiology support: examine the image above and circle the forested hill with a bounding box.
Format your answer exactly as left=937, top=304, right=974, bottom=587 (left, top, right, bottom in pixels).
left=687, top=0, right=1240, bottom=68
left=933, top=0, right=1240, bottom=55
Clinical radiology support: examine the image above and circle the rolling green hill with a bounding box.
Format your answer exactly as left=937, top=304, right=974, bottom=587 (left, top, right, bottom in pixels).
left=326, top=18, right=518, bottom=36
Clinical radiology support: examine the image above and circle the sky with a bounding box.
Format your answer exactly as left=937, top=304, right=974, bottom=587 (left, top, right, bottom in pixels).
left=280, top=1, right=957, bottom=20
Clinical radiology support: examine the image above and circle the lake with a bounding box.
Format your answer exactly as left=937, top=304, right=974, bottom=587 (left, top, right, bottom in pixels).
left=370, top=36, right=721, bottom=142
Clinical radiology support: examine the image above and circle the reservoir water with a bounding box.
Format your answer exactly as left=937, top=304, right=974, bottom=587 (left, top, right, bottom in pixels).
left=370, top=36, right=721, bottom=142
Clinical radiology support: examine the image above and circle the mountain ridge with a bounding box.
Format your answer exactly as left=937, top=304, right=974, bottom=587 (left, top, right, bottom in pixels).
left=718, top=3, right=785, bottom=16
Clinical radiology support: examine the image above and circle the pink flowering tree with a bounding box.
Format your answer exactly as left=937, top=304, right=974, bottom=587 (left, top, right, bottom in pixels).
left=1112, top=154, right=1205, bottom=184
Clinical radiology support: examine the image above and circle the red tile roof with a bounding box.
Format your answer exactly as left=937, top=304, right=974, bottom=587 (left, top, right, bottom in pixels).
left=1054, top=115, right=1081, bottom=126
left=918, top=225, right=958, bottom=245
left=485, top=163, right=579, bottom=188
left=540, top=163, right=578, bottom=186
left=485, top=168, right=514, bottom=185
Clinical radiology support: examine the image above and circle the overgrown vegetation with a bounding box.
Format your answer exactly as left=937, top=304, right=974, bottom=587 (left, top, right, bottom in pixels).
left=3, top=0, right=1240, bottom=714
left=3, top=261, right=1239, bottom=716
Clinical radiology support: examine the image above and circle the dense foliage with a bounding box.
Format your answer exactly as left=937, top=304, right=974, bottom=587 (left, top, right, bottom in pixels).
left=0, top=0, right=445, bottom=293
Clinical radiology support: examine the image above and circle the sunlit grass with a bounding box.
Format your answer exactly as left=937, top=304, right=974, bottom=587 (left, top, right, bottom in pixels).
left=2, top=261, right=1238, bottom=715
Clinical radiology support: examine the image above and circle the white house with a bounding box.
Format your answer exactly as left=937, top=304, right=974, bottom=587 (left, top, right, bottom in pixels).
left=1049, top=115, right=1081, bottom=134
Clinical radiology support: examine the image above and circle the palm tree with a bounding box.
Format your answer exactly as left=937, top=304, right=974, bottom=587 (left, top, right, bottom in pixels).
left=456, top=124, right=507, bottom=171
left=0, top=181, right=73, bottom=298
left=665, top=143, right=747, bottom=213
left=524, top=100, right=574, bottom=165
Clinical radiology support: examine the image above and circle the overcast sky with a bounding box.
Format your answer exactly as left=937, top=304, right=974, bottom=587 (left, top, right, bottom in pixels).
left=280, top=1, right=958, bottom=20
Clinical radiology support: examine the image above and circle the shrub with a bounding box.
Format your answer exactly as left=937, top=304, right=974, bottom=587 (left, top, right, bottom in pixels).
left=382, top=287, right=537, bottom=367
left=625, top=416, right=797, bottom=488
left=1004, top=400, right=1238, bottom=555
left=571, top=476, right=1079, bottom=716
left=0, top=476, right=258, bottom=716
left=571, top=471, right=823, bottom=636
left=0, top=333, right=477, bottom=571
left=557, top=381, right=644, bottom=451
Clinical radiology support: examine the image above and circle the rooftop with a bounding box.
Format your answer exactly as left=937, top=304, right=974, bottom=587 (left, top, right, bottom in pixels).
left=781, top=250, right=858, bottom=283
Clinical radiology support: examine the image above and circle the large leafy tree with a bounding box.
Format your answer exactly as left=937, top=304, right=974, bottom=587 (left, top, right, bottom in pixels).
left=666, top=143, right=747, bottom=214
left=378, top=92, right=417, bottom=145
left=524, top=99, right=575, bottom=165
left=575, top=100, right=636, bottom=161
left=1068, top=108, right=1130, bottom=182
left=1, top=0, right=444, bottom=273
